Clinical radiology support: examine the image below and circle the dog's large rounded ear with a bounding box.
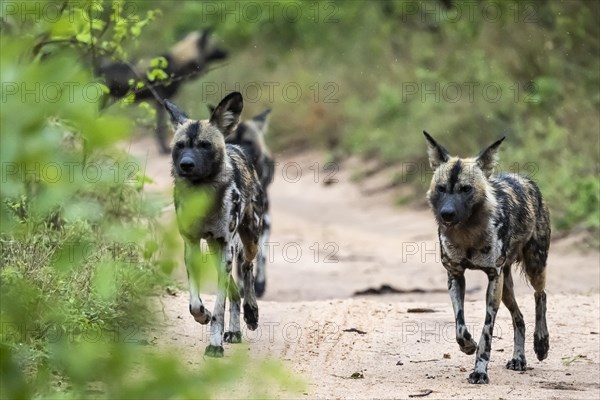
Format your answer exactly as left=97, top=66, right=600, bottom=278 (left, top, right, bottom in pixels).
left=164, top=99, right=188, bottom=126
left=200, top=28, right=213, bottom=48
left=423, top=131, right=449, bottom=170
left=476, top=136, right=505, bottom=177
left=199, top=28, right=228, bottom=60
left=210, top=92, right=243, bottom=135
left=252, top=108, right=272, bottom=134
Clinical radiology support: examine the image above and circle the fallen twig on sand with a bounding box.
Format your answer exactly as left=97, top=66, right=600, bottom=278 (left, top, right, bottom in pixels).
left=407, top=308, right=436, bottom=313
left=409, top=359, right=439, bottom=363
left=409, top=389, right=433, bottom=398
left=343, top=328, right=367, bottom=334
left=561, top=354, right=588, bottom=366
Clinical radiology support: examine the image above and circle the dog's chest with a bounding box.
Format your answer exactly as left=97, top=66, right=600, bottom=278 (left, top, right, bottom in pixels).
left=175, top=185, right=245, bottom=242
left=440, top=231, right=504, bottom=274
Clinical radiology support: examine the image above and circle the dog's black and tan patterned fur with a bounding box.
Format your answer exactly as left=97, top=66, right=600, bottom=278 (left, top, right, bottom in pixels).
left=209, top=105, right=274, bottom=297
left=165, top=92, right=263, bottom=357
left=423, top=131, right=550, bottom=384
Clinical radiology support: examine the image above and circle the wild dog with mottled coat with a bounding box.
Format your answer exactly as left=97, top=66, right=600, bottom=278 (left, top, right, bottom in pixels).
left=99, top=30, right=227, bottom=153
left=209, top=105, right=274, bottom=297
left=165, top=92, right=263, bottom=357
left=423, top=131, right=550, bottom=384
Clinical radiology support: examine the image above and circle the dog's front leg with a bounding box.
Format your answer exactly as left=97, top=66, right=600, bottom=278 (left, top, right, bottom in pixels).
left=184, top=240, right=211, bottom=324
left=224, top=242, right=242, bottom=344
left=447, top=271, right=477, bottom=355
left=468, top=269, right=504, bottom=384
left=204, top=238, right=229, bottom=357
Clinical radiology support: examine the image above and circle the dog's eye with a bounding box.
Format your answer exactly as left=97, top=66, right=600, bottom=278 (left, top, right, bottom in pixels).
left=175, top=142, right=185, bottom=149
left=461, top=185, right=473, bottom=193
left=436, top=185, right=446, bottom=193
left=197, top=141, right=212, bottom=149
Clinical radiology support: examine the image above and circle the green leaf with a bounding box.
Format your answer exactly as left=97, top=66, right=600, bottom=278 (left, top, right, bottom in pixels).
left=75, top=32, right=92, bottom=44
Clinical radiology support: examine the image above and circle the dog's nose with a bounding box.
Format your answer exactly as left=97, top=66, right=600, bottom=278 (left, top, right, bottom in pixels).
left=180, top=157, right=195, bottom=171
left=440, top=208, right=456, bottom=222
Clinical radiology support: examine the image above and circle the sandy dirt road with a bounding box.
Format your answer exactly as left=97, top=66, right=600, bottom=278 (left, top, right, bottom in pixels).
left=129, top=136, right=600, bottom=399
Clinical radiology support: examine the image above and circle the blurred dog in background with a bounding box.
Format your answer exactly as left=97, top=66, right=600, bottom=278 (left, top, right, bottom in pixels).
left=98, top=29, right=227, bottom=153
left=209, top=105, right=274, bottom=298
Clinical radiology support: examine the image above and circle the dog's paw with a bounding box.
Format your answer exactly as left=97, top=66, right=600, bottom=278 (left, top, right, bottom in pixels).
left=467, top=371, right=489, bottom=384
left=534, top=333, right=549, bottom=361
left=254, top=279, right=266, bottom=298
left=506, top=357, right=527, bottom=371
left=204, top=345, right=224, bottom=358
left=189, top=304, right=211, bottom=325
left=243, top=302, right=259, bottom=331
left=457, top=337, right=477, bottom=355
left=223, top=331, right=242, bottom=344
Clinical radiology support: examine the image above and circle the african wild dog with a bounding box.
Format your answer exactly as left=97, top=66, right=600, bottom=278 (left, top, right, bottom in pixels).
left=209, top=104, right=274, bottom=297
left=423, top=131, right=550, bottom=384
left=98, top=30, right=227, bottom=153
left=165, top=92, right=263, bottom=357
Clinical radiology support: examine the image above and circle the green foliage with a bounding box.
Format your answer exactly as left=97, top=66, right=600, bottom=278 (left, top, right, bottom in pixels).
left=147, top=56, right=170, bottom=82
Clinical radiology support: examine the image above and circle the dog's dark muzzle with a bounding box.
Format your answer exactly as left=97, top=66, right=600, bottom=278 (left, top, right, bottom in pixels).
left=439, top=203, right=459, bottom=226
left=173, top=148, right=217, bottom=184
left=179, top=156, right=195, bottom=172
